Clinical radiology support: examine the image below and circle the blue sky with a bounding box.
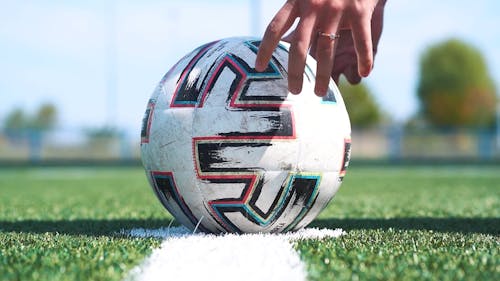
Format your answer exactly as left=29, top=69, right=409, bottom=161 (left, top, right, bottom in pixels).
left=1, top=0, right=499, bottom=133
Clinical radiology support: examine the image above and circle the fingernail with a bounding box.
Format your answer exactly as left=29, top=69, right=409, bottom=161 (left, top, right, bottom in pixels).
left=289, top=86, right=301, bottom=95
left=314, top=87, right=327, bottom=97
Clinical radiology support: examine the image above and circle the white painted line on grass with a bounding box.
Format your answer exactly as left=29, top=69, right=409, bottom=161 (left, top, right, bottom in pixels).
left=121, top=227, right=344, bottom=281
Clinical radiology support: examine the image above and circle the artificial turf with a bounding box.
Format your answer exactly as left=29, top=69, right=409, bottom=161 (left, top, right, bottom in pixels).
left=0, top=168, right=166, bottom=280
left=300, top=166, right=499, bottom=280
left=0, top=165, right=498, bottom=280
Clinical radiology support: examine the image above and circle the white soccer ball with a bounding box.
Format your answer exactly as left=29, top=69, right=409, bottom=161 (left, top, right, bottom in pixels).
left=141, top=37, right=351, bottom=234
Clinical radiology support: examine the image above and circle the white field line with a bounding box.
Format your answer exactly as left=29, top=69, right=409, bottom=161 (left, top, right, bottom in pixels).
left=121, top=227, right=344, bottom=281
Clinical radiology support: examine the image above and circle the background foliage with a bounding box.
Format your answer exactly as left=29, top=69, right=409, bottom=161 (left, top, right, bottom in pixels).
left=417, top=39, right=498, bottom=128
left=338, top=79, right=383, bottom=128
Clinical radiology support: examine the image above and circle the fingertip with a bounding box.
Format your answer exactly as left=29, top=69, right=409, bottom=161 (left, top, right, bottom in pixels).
left=331, top=68, right=341, bottom=84
left=314, top=76, right=330, bottom=97
left=356, top=48, right=373, bottom=77
left=351, top=16, right=374, bottom=78
left=314, top=88, right=327, bottom=97
left=256, top=2, right=297, bottom=73
left=255, top=60, right=266, bottom=72
left=255, top=36, right=279, bottom=72
left=289, top=87, right=302, bottom=95
left=358, top=62, right=373, bottom=77
left=255, top=48, right=270, bottom=72
left=288, top=72, right=304, bottom=95
left=348, top=75, right=362, bottom=84
left=289, top=83, right=302, bottom=95
left=346, top=68, right=362, bottom=84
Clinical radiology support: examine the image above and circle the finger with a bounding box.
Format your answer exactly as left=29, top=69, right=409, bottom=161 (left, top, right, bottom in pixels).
left=288, top=14, right=317, bottom=94
left=330, top=29, right=354, bottom=83
left=256, top=1, right=297, bottom=72
left=314, top=18, right=342, bottom=96
left=350, top=14, right=373, bottom=77
left=314, top=35, right=336, bottom=96
left=345, top=64, right=362, bottom=84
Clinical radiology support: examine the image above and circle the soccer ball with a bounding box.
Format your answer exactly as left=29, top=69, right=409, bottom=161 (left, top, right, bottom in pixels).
left=141, top=37, right=351, bottom=234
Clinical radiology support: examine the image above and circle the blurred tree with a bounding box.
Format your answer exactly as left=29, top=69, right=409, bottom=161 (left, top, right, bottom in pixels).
left=2, top=103, right=58, bottom=160
left=4, top=108, right=28, bottom=130
left=3, top=103, right=57, bottom=131
left=84, top=126, right=123, bottom=156
left=85, top=126, right=121, bottom=139
left=338, top=78, right=383, bottom=128
left=32, top=103, right=57, bottom=130
left=417, top=38, right=498, bottom=128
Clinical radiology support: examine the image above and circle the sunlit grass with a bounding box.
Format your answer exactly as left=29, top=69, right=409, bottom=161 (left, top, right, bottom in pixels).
left=0, top=165, right=498, bottom=280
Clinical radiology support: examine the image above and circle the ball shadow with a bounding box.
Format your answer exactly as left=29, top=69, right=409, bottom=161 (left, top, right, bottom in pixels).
left=310, top=217, right=499, bottom=235
left=0, top=218, right=172, bottom=237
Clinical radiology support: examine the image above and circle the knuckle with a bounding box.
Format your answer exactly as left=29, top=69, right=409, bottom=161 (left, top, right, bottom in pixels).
left=353, top=5, right=365, bottom=16
left=308, top=0, right=323, bottom=10
left=266, top=20, right=281, bottom=36
left=325, top=0, right=343, bottom=12
left=291, top=40, right=310, bottom=57
left=347, top=1, right=370, bottom=17
left=296, top=41, right=310, bottom=53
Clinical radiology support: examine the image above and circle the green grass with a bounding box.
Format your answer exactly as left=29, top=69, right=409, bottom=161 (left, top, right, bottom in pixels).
left=0, top=168, right=167, bottom=280
left=1, top=165, right=499, bottom=280
left=301, top=166, right=500, bottom=280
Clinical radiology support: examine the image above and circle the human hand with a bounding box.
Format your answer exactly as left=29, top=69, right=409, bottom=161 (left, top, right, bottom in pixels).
left=325, top=0, right=385, bottom=84
left=256, top=0, right=386, bottom=96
